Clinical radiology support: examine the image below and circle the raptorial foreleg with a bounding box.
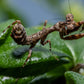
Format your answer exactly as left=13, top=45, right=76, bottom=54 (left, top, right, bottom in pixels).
left=78, top=21, right=84, bottom=31
left=60, top=32, right=84, bottom=40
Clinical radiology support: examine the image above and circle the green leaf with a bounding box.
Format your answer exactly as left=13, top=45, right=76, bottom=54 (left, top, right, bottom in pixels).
left=65, top=38, right=84, bottom=65
left=65, top=71, right=84, bottom=84
left=0, top=59, right=69, bottom=78
left=0, top=20, right=71, bottom=67
left=0, top=76, right=16, bottom=84
left=0, top=20, right=71, bottom=78
left=0, top=76, right=34, bottom=84
left=28, top=65, right=66, bottom=84
left=0, top=20, right=14, bottom=45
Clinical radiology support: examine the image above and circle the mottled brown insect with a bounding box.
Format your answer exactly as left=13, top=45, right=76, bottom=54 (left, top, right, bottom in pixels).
left=2, top=13, right=84, bottom=67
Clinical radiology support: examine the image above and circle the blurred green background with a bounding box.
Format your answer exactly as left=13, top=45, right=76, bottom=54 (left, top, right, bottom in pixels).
left=0, top=0, right=84, bottom=27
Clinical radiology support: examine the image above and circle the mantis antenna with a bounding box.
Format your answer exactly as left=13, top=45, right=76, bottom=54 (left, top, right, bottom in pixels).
left=68, top=0, right=72, bottom=14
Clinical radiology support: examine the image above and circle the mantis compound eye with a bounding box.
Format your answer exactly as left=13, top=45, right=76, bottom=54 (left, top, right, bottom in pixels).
left=66, top=13, right=74, bottom=22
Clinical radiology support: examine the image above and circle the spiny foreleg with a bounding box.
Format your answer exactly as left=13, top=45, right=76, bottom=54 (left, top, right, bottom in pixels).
left=78, top=21, right=84, bottom=31
left=60, top=32, right=84, bottom=40
left=60, top=21, right=84, bottom=40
